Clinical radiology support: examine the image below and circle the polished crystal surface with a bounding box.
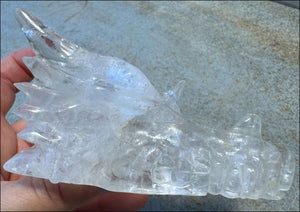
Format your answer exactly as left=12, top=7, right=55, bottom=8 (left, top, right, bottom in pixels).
left=3, top=8, right=295, bottom=200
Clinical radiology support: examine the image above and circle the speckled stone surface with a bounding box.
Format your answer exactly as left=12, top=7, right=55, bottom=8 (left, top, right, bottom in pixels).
left=1, top=1, right=299, bottom=211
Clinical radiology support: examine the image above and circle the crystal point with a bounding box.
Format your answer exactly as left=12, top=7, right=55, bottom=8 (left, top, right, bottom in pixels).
left=3, top=9, right=295, bottom=200
left=232, top=113, right=262, bottom=138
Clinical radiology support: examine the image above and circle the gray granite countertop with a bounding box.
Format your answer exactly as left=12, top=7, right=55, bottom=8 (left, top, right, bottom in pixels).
left=1, top=1, right=299, bottom=211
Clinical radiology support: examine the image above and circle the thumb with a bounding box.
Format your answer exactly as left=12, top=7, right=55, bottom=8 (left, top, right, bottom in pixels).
left=1, top=176, right=102, bottom=211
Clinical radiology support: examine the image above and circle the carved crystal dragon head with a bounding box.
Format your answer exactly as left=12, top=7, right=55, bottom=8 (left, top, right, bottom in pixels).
left=4, top=8, right=295, bottom=200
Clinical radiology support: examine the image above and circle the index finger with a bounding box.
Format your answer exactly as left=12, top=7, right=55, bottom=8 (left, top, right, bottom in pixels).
left=1, top=47, right=35, bottom=115
left=1, top=47, right=35, bottom=84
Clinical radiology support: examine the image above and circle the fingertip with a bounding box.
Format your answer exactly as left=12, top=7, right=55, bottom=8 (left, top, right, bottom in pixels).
left=11, top=119, right=27, bottom=133
left=10, top=47, right=35, bottom=78
left=1, top=47, right=35, bottom=84
left=12, top=47, right=35, bottom=58
left=17, top=137, right=34, bottom=152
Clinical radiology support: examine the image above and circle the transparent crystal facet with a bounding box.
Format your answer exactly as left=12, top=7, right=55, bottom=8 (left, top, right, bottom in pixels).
left=3, top=8, right=295, bottom=200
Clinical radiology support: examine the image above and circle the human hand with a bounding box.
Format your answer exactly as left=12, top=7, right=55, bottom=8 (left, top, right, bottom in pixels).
left=1, top=48, right=149, bottom=211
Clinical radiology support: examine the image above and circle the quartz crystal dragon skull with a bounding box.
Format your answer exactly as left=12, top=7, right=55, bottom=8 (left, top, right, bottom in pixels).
left=4, top=8, right=295, bottom=200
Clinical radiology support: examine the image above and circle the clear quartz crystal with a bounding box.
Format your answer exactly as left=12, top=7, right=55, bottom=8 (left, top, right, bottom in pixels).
left=4, top=8, right=295, bottom=200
